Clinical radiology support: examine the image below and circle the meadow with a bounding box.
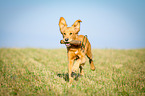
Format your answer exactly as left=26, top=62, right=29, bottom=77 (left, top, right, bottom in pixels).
left=0, top=48, right=145, bottom=95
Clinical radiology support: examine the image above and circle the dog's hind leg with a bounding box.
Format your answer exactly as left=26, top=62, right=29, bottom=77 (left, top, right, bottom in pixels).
left=79, top=65, right=84, bottom=76
left=72, top=58, right=85, bottom=74
left=73, top=50, right=86, bottom=72
left=86, top=44, right=95, bottom=71
left=72, top=59, right=81, bottom=72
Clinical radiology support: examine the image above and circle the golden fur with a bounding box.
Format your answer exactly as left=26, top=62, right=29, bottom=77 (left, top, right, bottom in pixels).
left=59, top=17, right=95, bottom=82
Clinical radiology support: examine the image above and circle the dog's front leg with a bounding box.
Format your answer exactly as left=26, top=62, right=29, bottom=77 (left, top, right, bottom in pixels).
left=68, top=58, right=74, bottom=83
left=68, top=52, right=74, bottom=83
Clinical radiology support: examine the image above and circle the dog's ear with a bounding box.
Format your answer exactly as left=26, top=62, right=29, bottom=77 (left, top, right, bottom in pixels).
left=59, top=17, right=67, bottom=33
left=72, top=20, right=82, bottom=34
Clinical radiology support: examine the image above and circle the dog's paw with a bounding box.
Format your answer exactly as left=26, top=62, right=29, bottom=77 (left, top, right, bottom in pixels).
left=80, top=70, right=84, bottom=76
left=71, top=72, right=76, bottom=77
left=91, top=66, right=95, bottom=71
left=69, top=77, right=73, bottom=83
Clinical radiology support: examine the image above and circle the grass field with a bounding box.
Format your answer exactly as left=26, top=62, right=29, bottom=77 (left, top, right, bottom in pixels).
left=0, top=48, right=145, bottom=95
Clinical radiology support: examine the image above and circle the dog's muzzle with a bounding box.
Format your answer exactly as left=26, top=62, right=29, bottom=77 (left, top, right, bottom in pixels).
left=65, top=43, right=71, bottom=47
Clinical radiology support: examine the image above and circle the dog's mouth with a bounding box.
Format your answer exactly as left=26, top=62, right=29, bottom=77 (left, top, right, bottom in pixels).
left=65, top=43, right=71, bottom=47
left=63, top=39, right=72, bottom=47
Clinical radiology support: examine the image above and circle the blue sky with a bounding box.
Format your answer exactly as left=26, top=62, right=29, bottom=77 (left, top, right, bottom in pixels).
left=0, top=0, right=145, bottom=49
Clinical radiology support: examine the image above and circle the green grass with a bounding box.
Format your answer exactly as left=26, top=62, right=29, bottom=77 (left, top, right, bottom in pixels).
left=0, top=48, right=145, bottom=96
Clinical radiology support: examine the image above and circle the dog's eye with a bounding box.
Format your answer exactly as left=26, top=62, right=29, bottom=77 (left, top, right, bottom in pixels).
left=63, top=33, right=66, bottom=35
left=70, top=33, right=72, bottom=35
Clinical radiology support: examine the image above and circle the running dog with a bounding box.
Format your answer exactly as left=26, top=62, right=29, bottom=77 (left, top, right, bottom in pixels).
left=59, top=17, right=95, bottom=82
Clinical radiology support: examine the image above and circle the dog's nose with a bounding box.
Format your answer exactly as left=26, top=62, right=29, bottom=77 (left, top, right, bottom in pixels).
left=65, top=38, right=69, bottom=42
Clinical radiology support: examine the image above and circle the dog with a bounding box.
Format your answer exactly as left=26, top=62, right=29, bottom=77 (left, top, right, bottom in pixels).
left=59, top=17, right=95, bottom=82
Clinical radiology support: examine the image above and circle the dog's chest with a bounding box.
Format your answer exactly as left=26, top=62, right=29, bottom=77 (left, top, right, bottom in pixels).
left=75, top=50, right=78, bottom=54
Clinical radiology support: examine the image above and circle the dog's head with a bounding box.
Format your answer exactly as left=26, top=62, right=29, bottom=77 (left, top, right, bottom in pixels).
left=59, top=17, right=82, bottom=43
